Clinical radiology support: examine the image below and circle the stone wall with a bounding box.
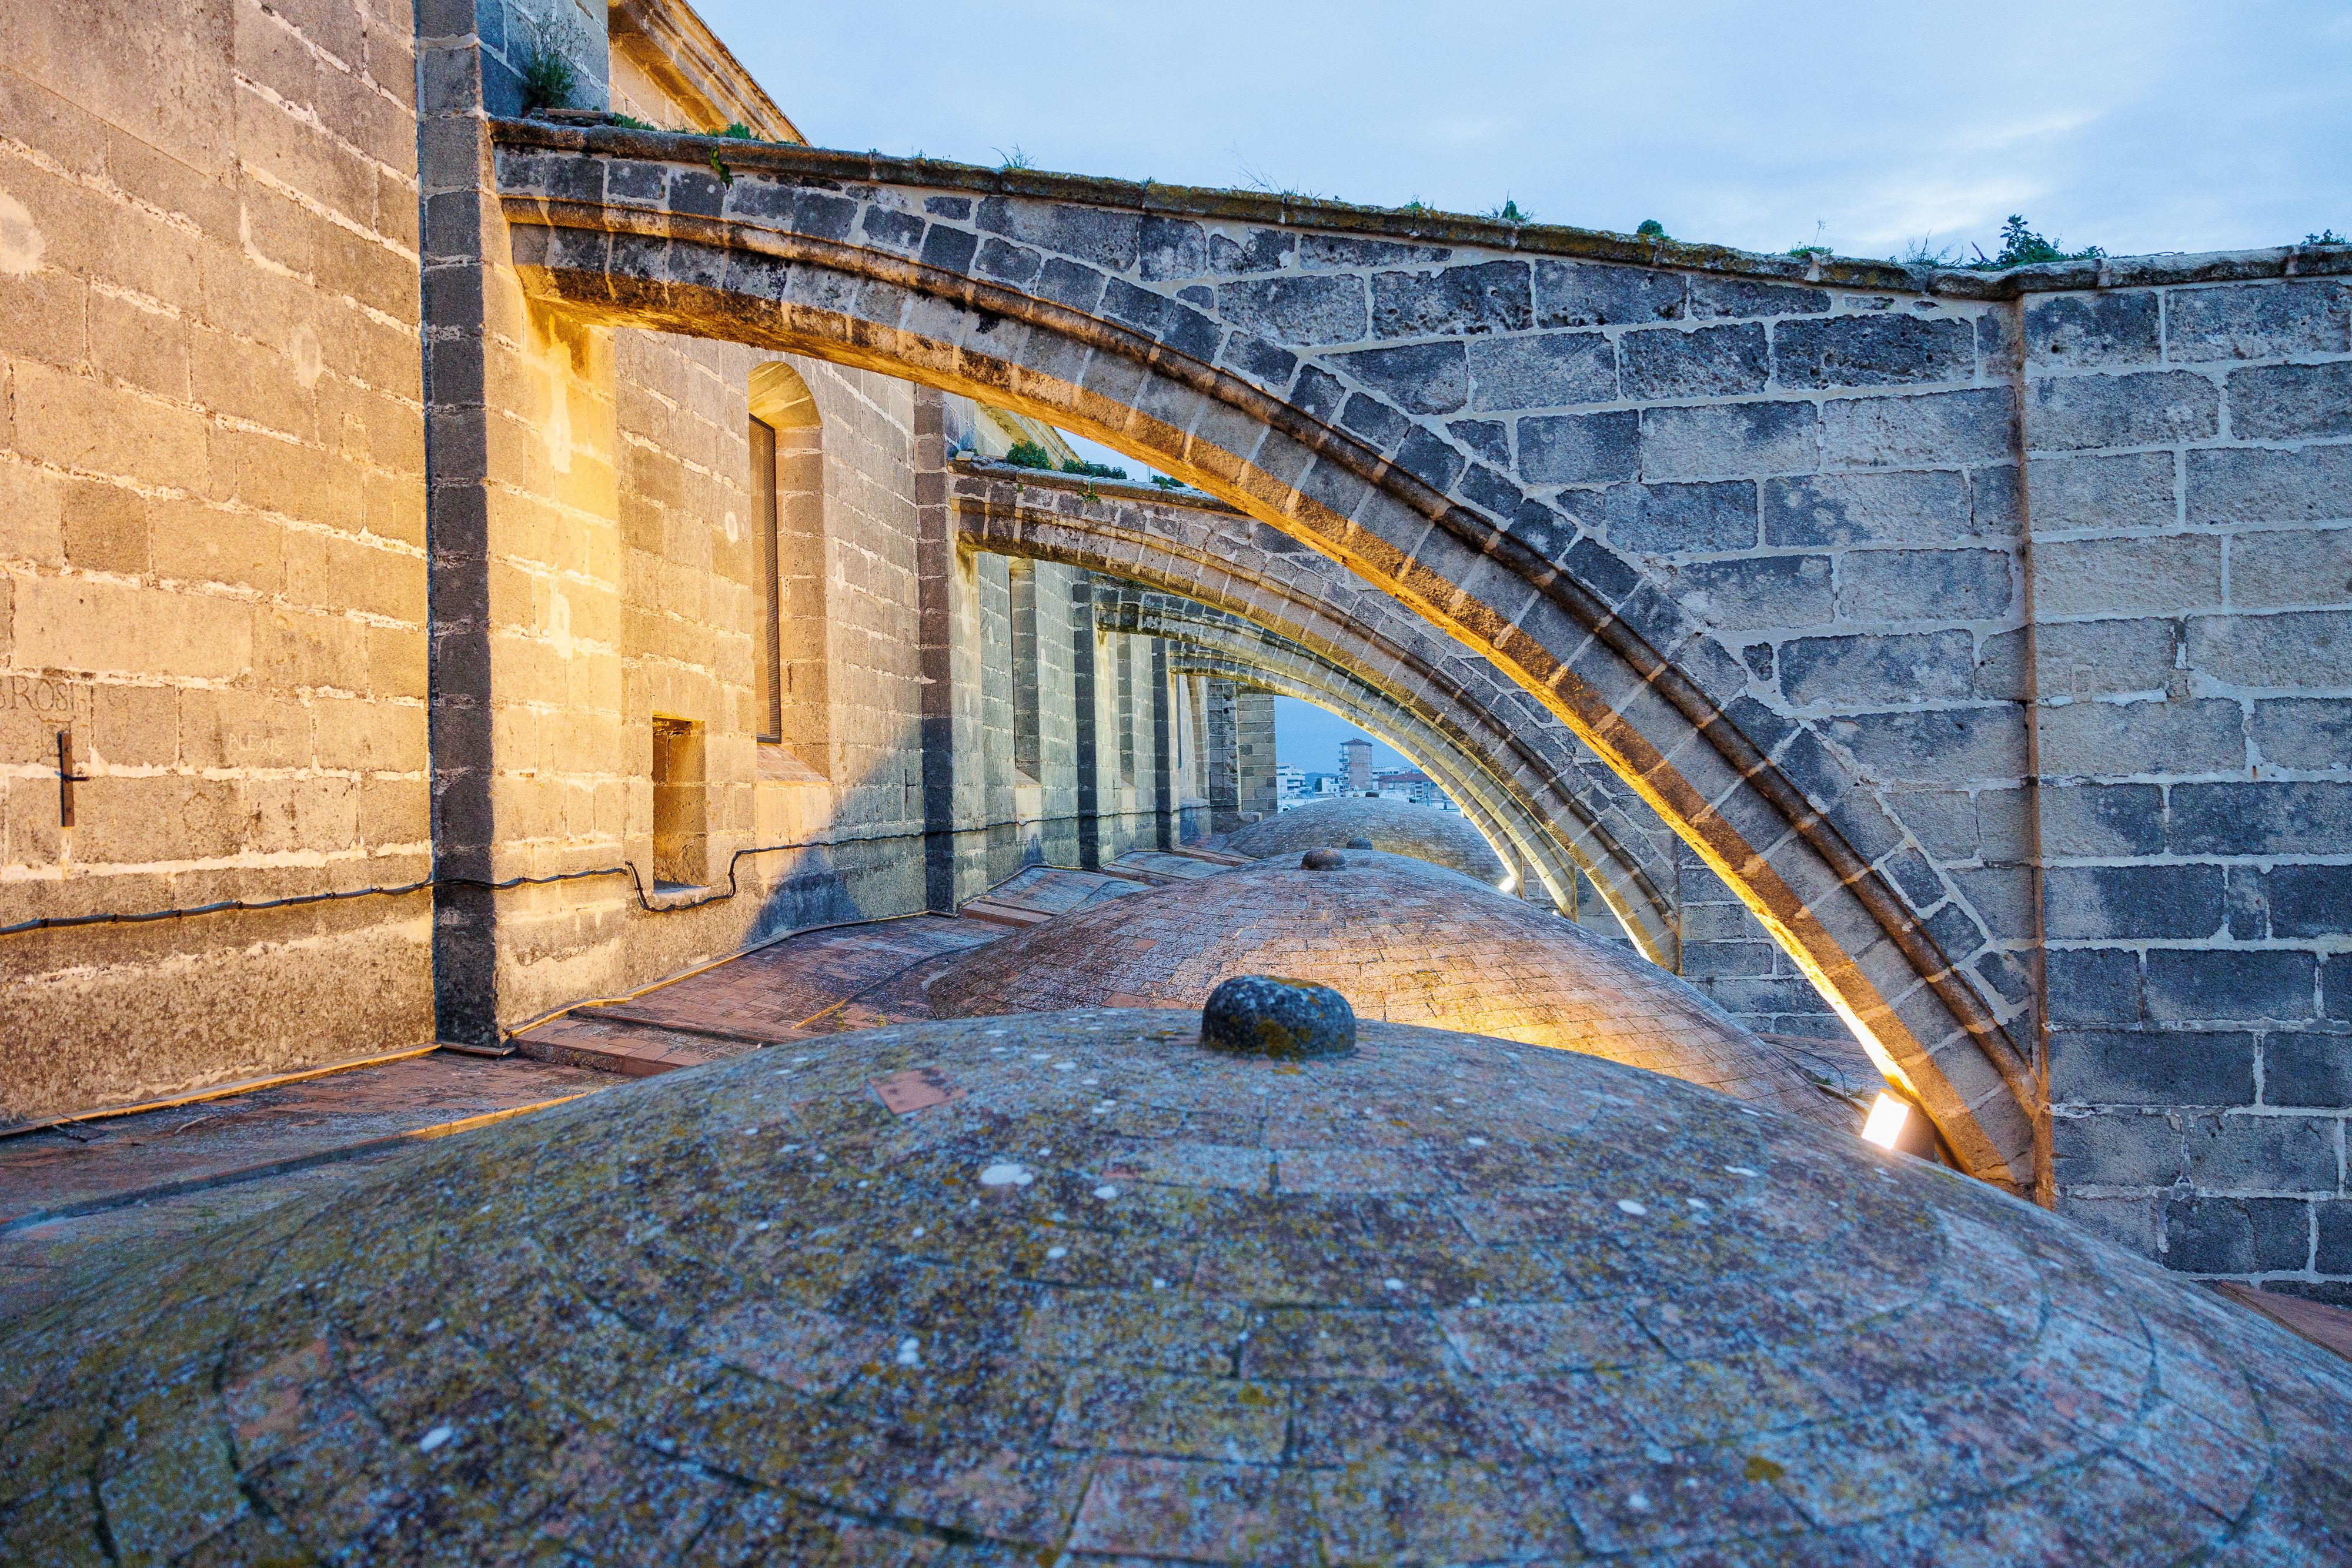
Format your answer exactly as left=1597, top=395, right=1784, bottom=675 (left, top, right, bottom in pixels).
left=0, top=0, right=1205, bottom=1122
left=2022, top=278, right=2352, bottom=1295
left=0, top=0, right=435, bottom=1116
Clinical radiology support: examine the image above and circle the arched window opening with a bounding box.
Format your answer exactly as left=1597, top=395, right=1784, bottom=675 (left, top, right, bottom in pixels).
left=748, top=360, right=827, bottom=776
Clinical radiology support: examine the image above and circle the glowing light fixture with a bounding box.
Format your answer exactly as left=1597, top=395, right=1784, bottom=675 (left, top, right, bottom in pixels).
left=1496, top=873, right=1516, bottom=894
left=1862, top=1093, right=1909, bottom=1151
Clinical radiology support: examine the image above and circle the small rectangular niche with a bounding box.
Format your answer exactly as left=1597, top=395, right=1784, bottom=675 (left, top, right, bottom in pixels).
left=651, top=716, right=707, bottom=890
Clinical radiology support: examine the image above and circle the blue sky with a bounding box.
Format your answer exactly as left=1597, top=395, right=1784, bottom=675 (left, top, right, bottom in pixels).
left=697, top=0, right=2348, bottom=775
left=705, top=0, right=2347, bottom=262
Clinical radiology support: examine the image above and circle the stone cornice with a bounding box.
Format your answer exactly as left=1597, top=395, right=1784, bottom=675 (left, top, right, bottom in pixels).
left=495, top=116, right=2352, bottom=299
left=606, top=0, right=802, bottom=142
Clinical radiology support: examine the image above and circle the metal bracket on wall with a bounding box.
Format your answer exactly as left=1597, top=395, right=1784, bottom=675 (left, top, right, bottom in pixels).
left=56, top=729, right=91, bottom=828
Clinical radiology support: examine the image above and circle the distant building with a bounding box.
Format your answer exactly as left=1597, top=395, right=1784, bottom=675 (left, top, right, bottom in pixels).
left=1339, top=737, right=1375, bottom=794
left=1275, top=763, right=1304, bottom=798
left=1375, top=768, right=1442, bottom=806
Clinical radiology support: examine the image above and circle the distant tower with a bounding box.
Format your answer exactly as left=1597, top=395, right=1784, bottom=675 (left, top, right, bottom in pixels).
left=1339, top=737, right=1374, bottom=794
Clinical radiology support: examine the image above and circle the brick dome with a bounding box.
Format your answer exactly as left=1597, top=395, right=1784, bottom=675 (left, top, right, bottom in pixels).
left=1224, top=797, right=1509, bottom=884
left=924, top=857, right=1855, bottom=1124
left=9, top=1011, right=2344, bottom=1563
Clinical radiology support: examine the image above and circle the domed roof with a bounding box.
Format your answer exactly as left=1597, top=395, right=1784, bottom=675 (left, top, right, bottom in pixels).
left=11, top=1011, right=2344, bottom=1563
left=924, top=857, right=1855, bottom=1124
left=1225, top=798, right=1508, bottom=884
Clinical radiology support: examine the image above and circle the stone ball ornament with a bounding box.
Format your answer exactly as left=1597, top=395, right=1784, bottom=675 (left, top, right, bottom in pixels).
left=4, top=1011, right=2346, bottom=1563
left=1200, top=974, right=1357, bottom=1059
left=1299, top=847, right=1347, bottom=870
left=1345, top=836, right=1375, bottom=850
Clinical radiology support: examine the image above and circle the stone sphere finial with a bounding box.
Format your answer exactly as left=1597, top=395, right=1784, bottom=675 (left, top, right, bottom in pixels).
left=1201, top=974, right=1356, bottom=1059
left=1344, top=836, right=1374, bottom=849
left=1299, top=847, right=1346, bottom=870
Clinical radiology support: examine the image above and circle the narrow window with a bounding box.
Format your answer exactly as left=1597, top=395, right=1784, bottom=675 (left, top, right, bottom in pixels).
left=749, top=415, right=782, bottom=743
left=652, top=716, right=707, bottom=888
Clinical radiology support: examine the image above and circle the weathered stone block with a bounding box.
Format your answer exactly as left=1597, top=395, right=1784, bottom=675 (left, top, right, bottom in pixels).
left=2228, top=360, right=2352, bottom=441
left=2165, top=279, right=2350, bottom=362
left=1135, top=215, right=1205, bottom=281
left=2024, top=452, right=2177, bottom=530
left=1946, top=865, right=2033, bottom=940
left=1762, top=470, right=1970, bottom=547
left=1205, top=226, right=1292, bottom=274
left=1332, top=340, right=1466, bottom=414
left=2186, top=1111, right=2339, bottom=1191
left=1835, top=547, right=2012, bottom=622
left=1218, top=276, right=1368, bottom=346
left=2040, top=783, right=2165, bottom=857
left=1517, top=410, right=1636, bottom=486
left=1780, top=630, right=1975, bottom=706
left=2230, top=527, right=2352, bottom=611
left=2044, top=864, right=2224, bottom=940
left=1774, top=314, right=1972, bottom=389
left=2263, top=1030, right=2352, bottom=1108
left=2052, top=1109, right=2180, bottom=1186
left=1465, top=331, right=1615, bottom=411
left=2023, top=618, right=2170, bottom=700
left=2026, top=370, right=2220, bottom=451
left=1641, top=401, right=1816, bottom=482
left=2037, top=696, right=2244, bottom=779
left=2190, top=608, right=2352, bottom=687
left=1819, top=387, right=2012, bottom=470
left=60, top=479, right=149, bottom=576
left=2263, top=864, right=2352, bottom=941
left=2024, top=292, right=2160, bottom=369
left=2187, top=444, right=2352, bottom=525
left=1596, top=480, right=1754, bottom=555
left=2163, top=1193, right=2311, bottom=1272
left=1686, top=277, right=1828, bottom=320
left=2046, top=947, right=2143, bottom=1025
left=2051, top=1026, right=2255, bottom=1106
left=2146, top=950, right=2317, bottom=1025
left=2319, top=1202, right=2352, bottom=1275
left=2032, top=533, right=2222, bottom=617
left=1618, top=324, right=1766, bottom=400
left=1662, top=554, right=1832, bottom=630
left=2170, top=780, right=2352, bottom=858
left=1531, top=259, right=1684, bottom=326
left=1833, top=705, right=2024, bottom=785
left=975, top=198, right=1139, bottom=272
left=1369, top=260, right=1531, bottom=339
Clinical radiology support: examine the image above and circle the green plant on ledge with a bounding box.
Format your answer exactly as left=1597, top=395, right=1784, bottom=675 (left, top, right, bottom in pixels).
left=1970, top=215, right=2104, bottom=269
left=611, top=113, right=655, bottom=131
left=1060, top=457, right=1127, bottom=480
left=518, top=42, right=576, bottom=114
left=722, top=122, right=756, bottom=140
left=1635, top=219, right=1669, bottom=240
left=1004, top=439, right=1055, bottom=470
left=2308, top=229, right=2347, bottom=246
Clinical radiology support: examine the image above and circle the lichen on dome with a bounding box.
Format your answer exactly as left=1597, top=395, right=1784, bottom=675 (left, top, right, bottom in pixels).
left=7, top=1009, right=2346, bottom=1564
left=923, top=856, right=1863, bottom=1125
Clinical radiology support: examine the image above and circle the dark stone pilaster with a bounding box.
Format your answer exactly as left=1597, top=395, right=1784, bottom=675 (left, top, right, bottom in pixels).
left=1072, top=578, right=1101, bottom=870
left=1151, top=640, right=1174, bottom=850
left=416, top=5, right=500, bottom=1045
left=914, top=389, right=957, bottom=911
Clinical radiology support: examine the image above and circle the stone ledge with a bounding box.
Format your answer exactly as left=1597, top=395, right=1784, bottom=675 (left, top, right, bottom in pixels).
left=492, top=115, right=2352, bottom=299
